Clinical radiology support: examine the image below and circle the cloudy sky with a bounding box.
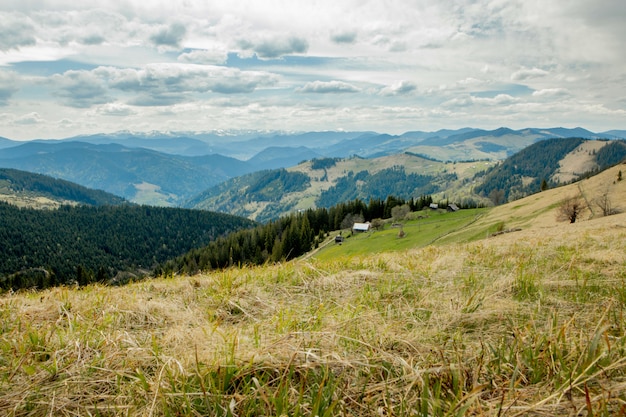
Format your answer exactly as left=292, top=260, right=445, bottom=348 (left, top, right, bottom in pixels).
left=1, top=0, right=625, bottom=140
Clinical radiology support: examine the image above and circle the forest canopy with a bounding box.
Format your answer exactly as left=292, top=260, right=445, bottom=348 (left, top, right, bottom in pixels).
left=0, top=203, right=255, bottom=290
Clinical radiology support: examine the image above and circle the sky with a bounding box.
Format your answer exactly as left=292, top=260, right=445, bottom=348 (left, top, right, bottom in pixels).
left=0, top=0, right=625, bottom=140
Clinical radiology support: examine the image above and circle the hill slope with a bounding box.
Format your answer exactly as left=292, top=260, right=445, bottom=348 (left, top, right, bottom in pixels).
left=475, top=138, right=626, bottom=202
left=0, top=168, right=127, bottom=208
left=2, top=165, right=626, bottom=415
left=186, top=154, right=495, bottom=221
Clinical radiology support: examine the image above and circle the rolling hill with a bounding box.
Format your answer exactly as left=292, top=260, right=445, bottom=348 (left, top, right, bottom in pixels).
left=475, top=138, right=626, bottom=202
left=184, top=153, right=495, bottom=221
left=0, top=168, right=127, bottom=208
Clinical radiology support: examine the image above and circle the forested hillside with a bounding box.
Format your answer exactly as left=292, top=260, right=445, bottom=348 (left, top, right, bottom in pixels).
left=0, top=168, right=126, bottom=206
left=0, top=203, right=256, bottom=290
left=0, top=141, right=254, bottom=205
left=316, top=166, right=455, bottom=208
left=474, top=138, right=587, bottom=202
left=185, top=155, right=470, bottom=222
left=185, top=169, right=311, bottom=221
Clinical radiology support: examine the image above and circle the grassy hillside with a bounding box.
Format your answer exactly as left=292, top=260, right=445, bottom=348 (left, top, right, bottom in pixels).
left=2, top=165, right=626, bottom=415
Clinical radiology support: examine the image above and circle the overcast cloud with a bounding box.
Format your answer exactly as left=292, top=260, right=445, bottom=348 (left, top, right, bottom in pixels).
left=0, top=0, right=625, bottom=139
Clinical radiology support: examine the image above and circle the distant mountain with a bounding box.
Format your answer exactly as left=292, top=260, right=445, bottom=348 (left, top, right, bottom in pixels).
left=246, top=146, right=324, bottom=170
left=65, top=132, right=215, bottom=156
left=2, top=127, right=624, bottom=209
left=186, top=138, right=626, bottom=221
left=0, top=137, right=18, bottom=150
left=601, top=130, right=626, bottom=139
left=63, top=130, right=373, bottom=159
left=0, top=168, right=127, bottom=207
left=0, top=141, right=255, bottom=205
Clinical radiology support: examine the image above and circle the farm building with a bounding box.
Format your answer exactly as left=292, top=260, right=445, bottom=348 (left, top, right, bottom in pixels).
left=352, top=222, right=371, bottom=232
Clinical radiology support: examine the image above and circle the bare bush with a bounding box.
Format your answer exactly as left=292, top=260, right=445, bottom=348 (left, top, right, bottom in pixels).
left=557, top=197, right=586, bottom=223
left=593, top=191, right=620, bottom=217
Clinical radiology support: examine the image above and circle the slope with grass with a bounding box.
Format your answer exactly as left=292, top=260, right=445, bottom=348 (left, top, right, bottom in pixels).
left=1, top=166, right=626, bottom=415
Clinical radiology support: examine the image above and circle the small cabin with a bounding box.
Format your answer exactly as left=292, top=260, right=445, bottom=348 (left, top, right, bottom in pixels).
left=352, top=222, right=371, bottom=233
left=447, top=203, right=460, bottom=212
left=429, top=203, right=439, bottom=210
left=335, top=235, right=344, bottom=244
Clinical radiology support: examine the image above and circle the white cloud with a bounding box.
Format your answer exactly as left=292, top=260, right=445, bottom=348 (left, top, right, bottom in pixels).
left=150, top=23, right=187, bottom=48
left=97, top=64, right=278, bottom=96
left=297, top=81, right=361, bottom=94
left=50, top=70, right=111, bottom=108
left=532, top=88, right=570, bottom=98
left=177, top=48, right=228, bottom=65
left=238, top=35, right=309, bottom=59
left=14, top=112, right=44, bottom=125
left=0, top=70, right=20, bottom=105
left=0, top=13, right=36, bottom=51
left=511, top=68, right=550, bottom=81
left=380, top=80, right=417, bottom=96
left=330, top=31, right=358, bottom=45
left=94, top=103, right=137, bottom=116
left=0, top=0, right=623, bottom=138
left=443, top=94, right=519, bottom=108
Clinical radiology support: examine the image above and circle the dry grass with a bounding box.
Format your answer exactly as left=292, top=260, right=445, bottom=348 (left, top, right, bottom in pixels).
left=2, top=167, right=626, bottom=415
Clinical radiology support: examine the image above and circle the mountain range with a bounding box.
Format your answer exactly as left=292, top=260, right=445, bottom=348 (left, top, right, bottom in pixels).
left=0, top=127, right=624, bottom=210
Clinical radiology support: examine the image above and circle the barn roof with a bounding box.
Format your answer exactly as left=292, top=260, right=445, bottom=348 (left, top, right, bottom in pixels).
left=352, top=222, right=371, bottom=231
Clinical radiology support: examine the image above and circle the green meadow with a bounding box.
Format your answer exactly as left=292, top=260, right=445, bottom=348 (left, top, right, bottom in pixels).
left=313, top=208, right=487, bottom=260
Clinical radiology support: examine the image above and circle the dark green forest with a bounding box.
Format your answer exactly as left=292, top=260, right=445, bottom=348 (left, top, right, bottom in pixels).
left=160, top=195, right=435, bottom=277
left=0, top=203, right=255, bottom=291
left=594, top=140, right=626, bottom=170
left=0, top=168, right=126, bottom=206
left=316, top=166, right=455, bottom=208
left=310, top=157, right=341, bottom=170
left=245, top=169, right=310, bottom=202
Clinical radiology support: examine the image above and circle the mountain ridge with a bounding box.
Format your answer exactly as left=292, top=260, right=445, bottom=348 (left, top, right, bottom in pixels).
left=1, top=127, right=625, bottom=208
